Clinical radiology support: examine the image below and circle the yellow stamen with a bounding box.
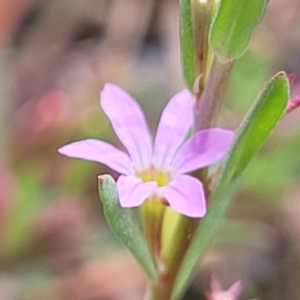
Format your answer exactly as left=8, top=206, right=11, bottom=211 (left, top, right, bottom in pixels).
left=138, top=166, right=171, bottom=187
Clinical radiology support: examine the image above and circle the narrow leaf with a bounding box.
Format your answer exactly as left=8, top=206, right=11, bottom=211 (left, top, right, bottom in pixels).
left=210, top=0, right=267, bottom=63
left=98, top=175, right=157, bottom=281
left=174, top=72, right=290, bottom=297
left=180, top=0, right=196, bottom=90
left=217, top=72, right=289, bottom=189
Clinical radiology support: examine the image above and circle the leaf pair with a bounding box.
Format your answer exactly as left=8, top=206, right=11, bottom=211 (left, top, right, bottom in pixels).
left=180, top=0, right=268, bottom=88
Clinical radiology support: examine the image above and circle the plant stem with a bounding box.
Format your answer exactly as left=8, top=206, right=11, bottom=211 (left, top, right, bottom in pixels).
left=148, top=49, right=233, bottom=300
left=148, top=216, right=199, bottom=300
left=140, top=199, right=166, bottom=267
left=194, top=57, right=233, bottom=131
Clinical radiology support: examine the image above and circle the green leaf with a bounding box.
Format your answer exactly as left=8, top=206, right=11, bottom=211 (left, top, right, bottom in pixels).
left=173, top=72, right=290, bottom=297
left=209, top=0, right=267, bottom=63
left=217, top=72, right=289, bottom=188
left=180, top=0, right=196, bottom=90
left=98, top=175, right=157, bottom=281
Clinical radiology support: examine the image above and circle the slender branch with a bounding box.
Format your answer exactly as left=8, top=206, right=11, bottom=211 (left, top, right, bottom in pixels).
left=194, top=58, right=233, bottom=131
left=148, top=216, right=199, bottom=300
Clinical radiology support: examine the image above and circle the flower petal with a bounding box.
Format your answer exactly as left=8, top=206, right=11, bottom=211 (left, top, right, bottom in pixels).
left=172, top=129, right=234, bottom=175
left=227, top=281, right=243, bottom=298
left=58, top=139, right=134, bottom=175
left=117, top=175, right=157, bottom=207
left=153, top=89, right=194, bottom=170
left=162, top=174, right=206, bottom=218
left=101, top=83, right=152, bottom=170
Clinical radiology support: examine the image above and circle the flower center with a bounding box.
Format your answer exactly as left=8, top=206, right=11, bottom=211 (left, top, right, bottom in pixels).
left=138, top=166, right=171, bottom=187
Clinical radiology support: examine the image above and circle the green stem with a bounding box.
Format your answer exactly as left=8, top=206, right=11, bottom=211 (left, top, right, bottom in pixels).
left=194, top=57, right=233, bottom=130
left=147, top=34, right=233, bottom=300
left=140, top=199, right=166, bottom=267
left=147, top=169, right=211, bottom=300
left=148, top=216, right=200, bottom=300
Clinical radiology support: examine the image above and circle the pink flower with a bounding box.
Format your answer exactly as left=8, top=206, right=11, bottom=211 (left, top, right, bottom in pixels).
left=58, top=83, right=233, bottom=217
left=205, top=276, right=244, bottom=300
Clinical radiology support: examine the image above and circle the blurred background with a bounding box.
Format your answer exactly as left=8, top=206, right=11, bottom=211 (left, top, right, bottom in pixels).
left=0, top=0, right=300, bottom=299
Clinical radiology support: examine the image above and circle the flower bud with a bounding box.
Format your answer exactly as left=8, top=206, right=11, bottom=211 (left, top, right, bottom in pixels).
left=191, top=0, right=217, bottom=94
left=140, top=197, right=167, bottom=269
